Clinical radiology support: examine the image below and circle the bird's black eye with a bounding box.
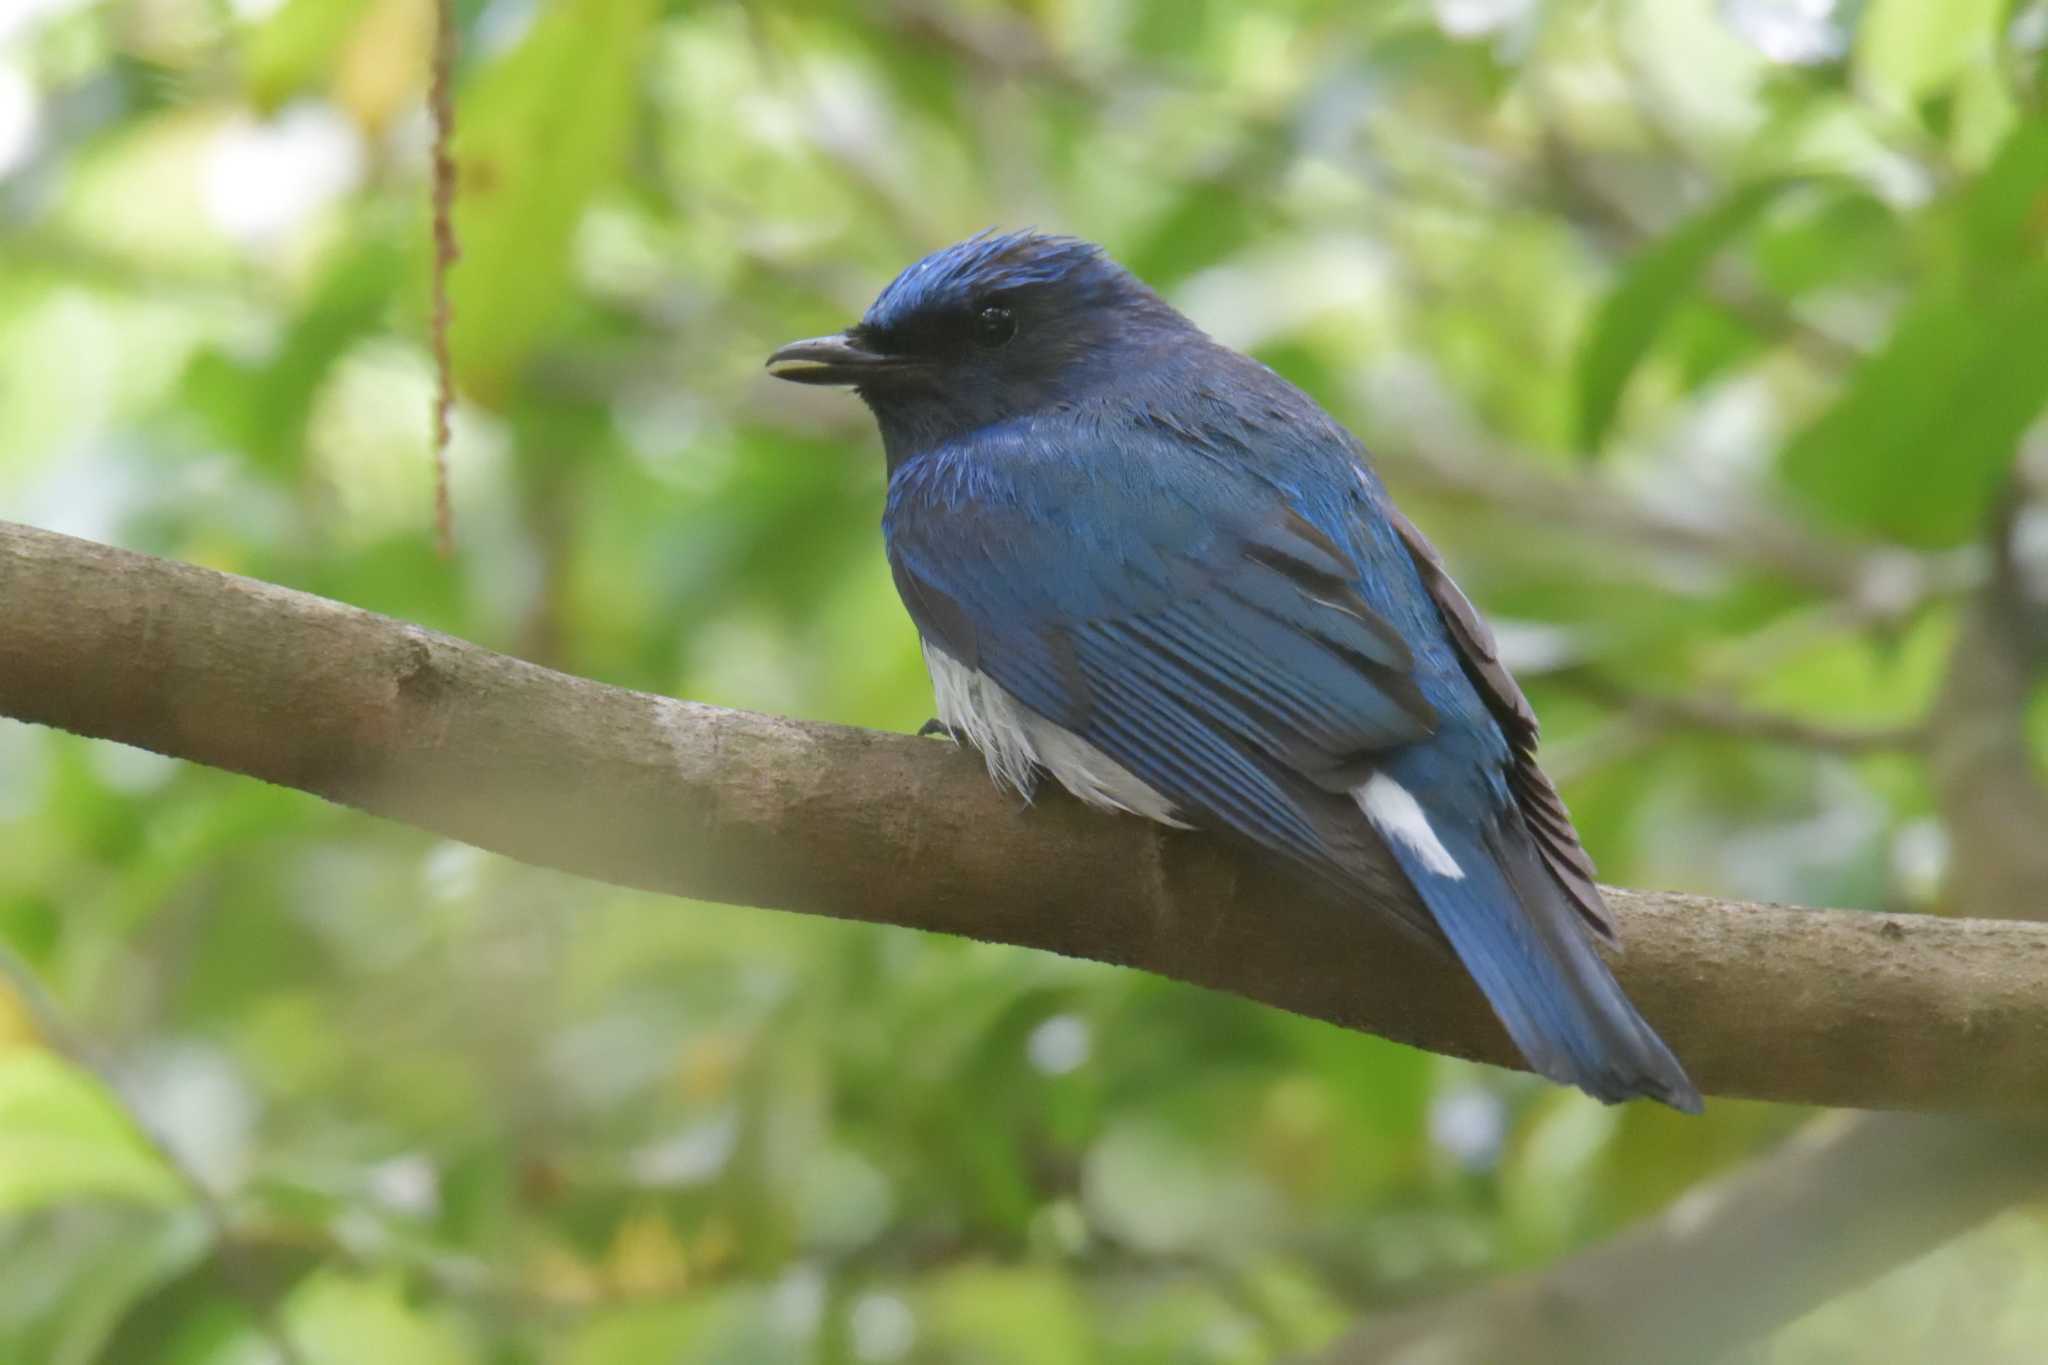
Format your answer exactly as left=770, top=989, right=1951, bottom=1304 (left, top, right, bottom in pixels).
left=972, top=304, right=1016, bottom=348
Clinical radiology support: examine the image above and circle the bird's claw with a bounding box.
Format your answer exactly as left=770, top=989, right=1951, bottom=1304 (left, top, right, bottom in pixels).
left=918, top=718, right=964, bottom=743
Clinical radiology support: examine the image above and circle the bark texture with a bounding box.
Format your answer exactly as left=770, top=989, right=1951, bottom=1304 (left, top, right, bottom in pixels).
left=3, top=519, right=2047, bottom=1113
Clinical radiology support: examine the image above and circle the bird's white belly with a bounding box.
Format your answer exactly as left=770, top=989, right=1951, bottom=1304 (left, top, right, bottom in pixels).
left=922, top=644, right=1191, bottom=828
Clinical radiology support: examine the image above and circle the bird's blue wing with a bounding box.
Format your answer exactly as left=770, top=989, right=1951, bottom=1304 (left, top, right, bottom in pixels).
left=888, top=421, right=1697, bottom=1108
left=885, top=423, right=1446, bottom=929
left=1377, top=502, right=1614, bottom=940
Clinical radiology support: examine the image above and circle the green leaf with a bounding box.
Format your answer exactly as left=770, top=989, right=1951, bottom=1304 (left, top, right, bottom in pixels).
left=1780, top=261, right=2048, bottom=547
left=1855, top=0, right=2007, bottom=111
left=285, top=1271, right=477, bottom=1365
left=1574, top=179, right=1804, bottom=452
left=1752, top=186, right=1903, bottom=296
left=920, top=1266, right=1093, bottom=1365
left=559, top=1300, right=732, bottom=1365
left=448, top=0, right=655, bottom=403
left=1779, top=121, right=2048, bottom=545
left=1958, top=120, right=2048, bottom=269
left=0, top=1050, right=184, bottom=1213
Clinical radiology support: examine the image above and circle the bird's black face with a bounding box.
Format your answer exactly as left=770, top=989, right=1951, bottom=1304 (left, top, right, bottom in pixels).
left=764, top=294, right=1024, bottom=389
left=768, top=231, right=1186, bottom=461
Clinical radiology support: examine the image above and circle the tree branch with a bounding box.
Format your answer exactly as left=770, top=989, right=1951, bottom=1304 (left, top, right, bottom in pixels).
left=1315, top=1112, right=2048, bottom=1365
left=3, top=520, right=2047, bottom=1113
left=1559, top=672, right=1926, bottom=755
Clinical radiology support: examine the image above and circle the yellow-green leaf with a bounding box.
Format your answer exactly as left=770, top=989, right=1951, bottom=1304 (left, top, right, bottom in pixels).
left=1855, top=0, right=2005, bottom=110
left=243, top=0, right=366, bottom=113
left=0, top=1050, right=184, bottom=1213
left=287, top=1271, right=478, bottom=1365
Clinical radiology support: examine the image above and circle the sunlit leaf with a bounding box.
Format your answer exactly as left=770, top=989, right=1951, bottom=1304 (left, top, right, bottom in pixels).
left=285, top=1271, right=477, bottom=1365
left=0, top=1050, right=184, bottom=1213
left=1855, top=0, right=2007, bottom=112
left=559, top=1300, right=731, bottom=1365
left=333, top=0, right=434, bottom=135
left=920, top=1265, right=1093, bottom=1365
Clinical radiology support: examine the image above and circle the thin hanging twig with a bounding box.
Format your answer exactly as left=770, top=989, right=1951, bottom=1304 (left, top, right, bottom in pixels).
left=429, top=0, right=460, bottom=556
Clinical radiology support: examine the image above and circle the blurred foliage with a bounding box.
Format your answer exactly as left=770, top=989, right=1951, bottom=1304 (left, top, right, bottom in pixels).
left=1, top=0, right=2046, bottom=1361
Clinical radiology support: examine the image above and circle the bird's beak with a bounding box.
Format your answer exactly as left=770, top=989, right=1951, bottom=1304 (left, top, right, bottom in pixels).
left=766, top=332, right=897, bottom=386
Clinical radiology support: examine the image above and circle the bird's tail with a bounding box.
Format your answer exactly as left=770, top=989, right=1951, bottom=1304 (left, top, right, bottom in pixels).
left=1369, top=786, right=1700, bottom=1112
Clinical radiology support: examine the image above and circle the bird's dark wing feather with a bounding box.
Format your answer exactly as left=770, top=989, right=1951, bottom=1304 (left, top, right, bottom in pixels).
left=886, top=427, right=1447, bottom=937
left=1382, top=504, right=1612, bottom=943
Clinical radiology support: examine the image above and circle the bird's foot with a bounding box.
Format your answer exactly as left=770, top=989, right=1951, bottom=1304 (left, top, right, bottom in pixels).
left=918, top=717, right=965, bottom=743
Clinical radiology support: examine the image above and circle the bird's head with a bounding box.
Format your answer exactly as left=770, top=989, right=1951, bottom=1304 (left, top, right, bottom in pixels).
left=768, top=230, right=1187, bottom=459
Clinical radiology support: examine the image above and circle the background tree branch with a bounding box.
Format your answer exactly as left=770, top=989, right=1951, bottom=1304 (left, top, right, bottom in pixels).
left=1320, top=481, right=2048, bottom=1364
left=1318, top=1112, right=2048, bottom=1365
left=4, top=518, right=2046, bottom=1116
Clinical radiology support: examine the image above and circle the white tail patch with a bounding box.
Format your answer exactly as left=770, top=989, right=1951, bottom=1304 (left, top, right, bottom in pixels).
left=1357, top=773, right=1464, bottom=880
left=923, top=643, right=1190, bottom=828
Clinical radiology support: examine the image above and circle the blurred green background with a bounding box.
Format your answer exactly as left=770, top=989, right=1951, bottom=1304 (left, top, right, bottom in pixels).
left=3, top=0, right=2048, bottom=1361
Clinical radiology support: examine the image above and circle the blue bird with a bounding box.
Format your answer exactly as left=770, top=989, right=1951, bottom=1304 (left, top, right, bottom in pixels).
left=768, top=230, right=1700, bottom=1112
